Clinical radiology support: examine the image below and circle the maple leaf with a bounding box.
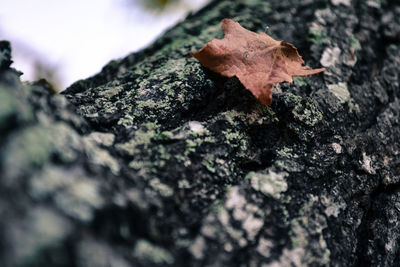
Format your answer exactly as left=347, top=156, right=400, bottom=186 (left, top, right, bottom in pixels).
left=189, top=19, right=325, bottom=105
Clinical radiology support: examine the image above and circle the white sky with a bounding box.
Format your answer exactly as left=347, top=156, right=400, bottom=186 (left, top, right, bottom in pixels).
left=0, top=0, right=209, bottom=89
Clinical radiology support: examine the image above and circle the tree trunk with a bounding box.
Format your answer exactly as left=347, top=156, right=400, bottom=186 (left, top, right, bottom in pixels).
left=1, top=0, right=400, bottom=266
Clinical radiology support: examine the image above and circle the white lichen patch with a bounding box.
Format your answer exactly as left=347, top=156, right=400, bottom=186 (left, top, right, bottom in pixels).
left=218, top=208, right=230, bottom=226
left=286, top=194, right=331, bottom=266
left=86, top=132, right=115, bottom=147
left=31, top=208, right=71, bottom=242
left=320, top=195, right=347, bottom=217
left=149, top=178, right=174, bottom=197
left=189, top=236, right=206, bottom=259
left=125, top=188, right=148, bottom=210
left=360, top=152, right=376, bottom=174
left=385, top=238, right=396, bottom=254
left=55, top=178, right=104, bottom=222
left=83, top=135, right=120, bottom=175
left=224, top=186, right=265, bottom=243
left=331, top=0, right=351, bottom=6
left=256, top=237, right=274, bottom=258
left=265, top=247, right=305, bottom=267
left=327, top=82, right=351, bottom=103
left=68, top=179, right=104, bottom=208
left=320, top=47, right=341, bottom=67
left=247, top=170, right=288, bottom=199
left=188, top=121, right=206, bottom=135
left=242, top=215, right=264, bottom=240
left=331, top=142, right=343, bottom=154
left=173, top=121, right=210, bottom=140
left=30, top=167, right=104, bottom=222
left=77, top=239, right=130, bottom=267
left=226, top=186, right=247, bottom=210
left=8, top=207, right=72, bottom=261
left=366, top=0, right=381, bottom=8
left=133, top=240, right=174, bottom=264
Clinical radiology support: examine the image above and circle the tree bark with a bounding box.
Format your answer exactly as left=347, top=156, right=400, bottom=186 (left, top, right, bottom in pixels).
left=1, top=0, right=400, bottom=266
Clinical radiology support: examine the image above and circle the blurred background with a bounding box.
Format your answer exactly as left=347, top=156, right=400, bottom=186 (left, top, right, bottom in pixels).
left=0, top=0, right=210, bottom=91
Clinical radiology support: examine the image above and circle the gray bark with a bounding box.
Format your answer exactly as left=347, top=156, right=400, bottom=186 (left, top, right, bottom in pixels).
left=1, top=0, right=400, bottom=266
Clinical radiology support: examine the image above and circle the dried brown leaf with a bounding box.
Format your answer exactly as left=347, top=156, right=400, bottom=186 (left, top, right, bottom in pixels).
left=190, top=19, right=325, bottom=105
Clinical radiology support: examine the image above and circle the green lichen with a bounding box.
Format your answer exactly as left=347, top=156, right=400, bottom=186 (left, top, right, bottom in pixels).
left=283, top=93, right=302, bottom=107
left=203, top=155, right=216, bottom=174
left=240, top=0, right=271, bottom=10
left=224, top=106, right=277, bottom=127
left=290, top=219, right=306, bottom=248
left=0, top=88, right=17, bottom=128
left=292, top=99, right=323, bottom=127
left=224, top=110, right=241, bottom=126
left=6, top=126, right=54, bottom=169
left=129, top=160, right=146, bottom=170
left=307, top=28, right=329, bottom=45
left=327, top=82, right=351, bottom=103
left=288, top=195, right=331, bottom=265
left=350, top=35, right=361, bottom=51
left=347, top=99, right=360, bottom=114
left=184, top=139, right=197, bottom=156
left=275, top=158, right=305, bottom=173
left=18, top=242, right=71, bottom=267
left=136, top=99, right=158, bottom=110
left=133, top=240, right=174, bottom=264
left=116, top=123, right=158, bottom=156
left=246, top=170, right=288, bottom=199
left=293, top=77, right=310, bottom=87
left=84, top=136, right=120, bottom=175
left=157, top=145, right=171, bottom=160
left=275, top=146, right=304, bottom=172
left=149, top=178, right=174, bottom=197
left=198, top=23, right=224, bottom=43
left=372, top=0, right=381, bottom=6
left=156, top=38, right=191, bottom=56
left=97, top=85, right=124, bottom=99
left=222, top=129, right=249, bottom=152
left=0, top=86, right=34, bottom=130
left=174, top=154, right=186, bottom=163
left=159, top=81, right=183, bottom=98
left=160, top=58, right=187, bottom=81
left=117, top=114, right=134, bottom=128
left=214, top=158, right=231, bottom=178
left=277, top=147, right=299, bottom=159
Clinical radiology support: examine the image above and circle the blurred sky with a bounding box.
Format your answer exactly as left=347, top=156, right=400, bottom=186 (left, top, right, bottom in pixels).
left=0, top=0, right=209, bottom=90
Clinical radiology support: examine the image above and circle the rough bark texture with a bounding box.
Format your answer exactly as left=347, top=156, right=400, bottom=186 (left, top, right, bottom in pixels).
left=1, top=0, right=400, bottom=266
